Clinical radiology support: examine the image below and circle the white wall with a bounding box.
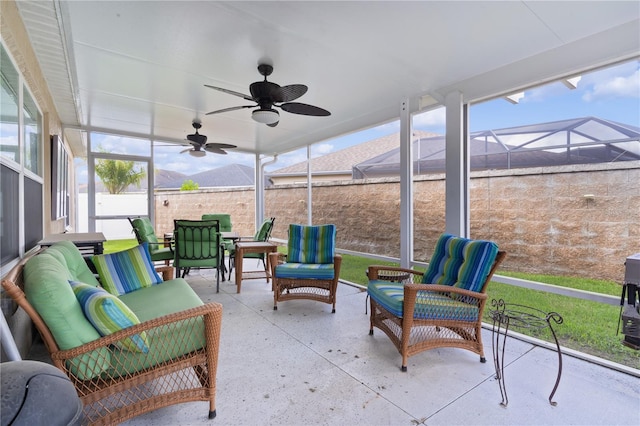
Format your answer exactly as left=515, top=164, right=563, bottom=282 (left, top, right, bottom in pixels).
left=78, top=193, right=148, bottom=240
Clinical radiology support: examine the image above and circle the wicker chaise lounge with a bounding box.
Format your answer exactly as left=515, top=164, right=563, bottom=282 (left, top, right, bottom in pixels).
left=2, top=241, right=222, bottom=425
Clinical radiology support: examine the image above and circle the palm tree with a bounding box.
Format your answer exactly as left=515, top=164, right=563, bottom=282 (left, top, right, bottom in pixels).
left=95, top=159, right=146, bottom=194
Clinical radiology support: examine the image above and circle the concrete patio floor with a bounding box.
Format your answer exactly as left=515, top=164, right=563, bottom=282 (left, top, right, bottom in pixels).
left=29, top=261, right=640, bottom=425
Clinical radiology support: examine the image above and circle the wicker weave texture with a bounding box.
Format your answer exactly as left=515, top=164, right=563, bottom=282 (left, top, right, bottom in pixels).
left=2, top=249, right=223, bottom=425
left=367, top=251, right=505, bottom=371
left=270, top=253, right=342, bottom=312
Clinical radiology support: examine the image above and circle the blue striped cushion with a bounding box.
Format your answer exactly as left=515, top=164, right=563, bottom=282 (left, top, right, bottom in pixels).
left=367, top=280, right=479, bottom=321
left=92, top=243, right=163, bottom=296
left=275, top=263, right=335, bottom=280
left=70, top=281, right=149, bottom=353
left=287, top=224, right=336, bottom=264
left=422, top=234, right=498, bottom=293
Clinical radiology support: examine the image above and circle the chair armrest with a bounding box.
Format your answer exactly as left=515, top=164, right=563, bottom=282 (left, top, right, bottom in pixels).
left=269, top=252, right=287, bottom=266
left=367, top=265, right=423, bottom=283
left=404, top=284, right=487, bottom=301
left=146, top=239, right=174, bottom=252
left=50, top=302, right=223, bottom=380
left=402, top=283, right=488, bottom=320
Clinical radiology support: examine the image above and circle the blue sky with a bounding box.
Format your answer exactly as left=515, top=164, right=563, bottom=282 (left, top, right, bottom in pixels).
left=78, top=59, right=639, bottom=179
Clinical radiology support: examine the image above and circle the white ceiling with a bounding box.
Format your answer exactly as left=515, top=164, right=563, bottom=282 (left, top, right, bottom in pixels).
left=16, top=1, right=640, bottom=158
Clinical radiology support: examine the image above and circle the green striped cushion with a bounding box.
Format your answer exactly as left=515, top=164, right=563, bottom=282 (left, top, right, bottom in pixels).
left=287, top=224, right=336, bottom=264
left=69, top=281, right=149, bottom=353
left=367, top=280, right=479, bottom=321
left=275, top=263, right=335, bottom=280
left=92, top=242, right=162, bottom=295
left=422, top=234, right=498, bottom=293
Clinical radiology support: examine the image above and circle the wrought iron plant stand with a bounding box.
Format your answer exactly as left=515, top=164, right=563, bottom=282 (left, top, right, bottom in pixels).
left=490, top=299, right=564, bottom=407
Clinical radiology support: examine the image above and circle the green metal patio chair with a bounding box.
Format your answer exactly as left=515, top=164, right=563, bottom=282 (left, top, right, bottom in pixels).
left=228, top=217, right=275, bottom=275
left=128, top=216, right=173, bottom=265
left=202, top=213, right=233, bottom=280
left=173, top=219, right=223, bottom=292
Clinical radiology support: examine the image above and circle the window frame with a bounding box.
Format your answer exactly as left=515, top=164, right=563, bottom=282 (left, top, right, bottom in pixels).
left=0, top=41, right=44, bottom=274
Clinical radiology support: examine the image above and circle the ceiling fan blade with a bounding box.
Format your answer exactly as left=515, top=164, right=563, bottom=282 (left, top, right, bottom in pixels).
left=180, top=147, right=191, bottom=154
left=279, top=102, right=331, bottom=116
left=206, top=142, right=237, bottom=149
left=205, top=105, right=254, bottom=115
left=276, top=84, right=307, bottom=102
left=204, top=84, right=253, bottom=101
left=204, top=146, right=228, bottom=155
left=267, top=120, right=279, bottom=128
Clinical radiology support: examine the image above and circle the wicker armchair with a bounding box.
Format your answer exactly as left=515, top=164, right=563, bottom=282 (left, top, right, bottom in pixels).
left=367, top=233, right=505, bottom=371
left=1, top=253, right=223, bottom=425
left=269, top=224, right=341, bottom=313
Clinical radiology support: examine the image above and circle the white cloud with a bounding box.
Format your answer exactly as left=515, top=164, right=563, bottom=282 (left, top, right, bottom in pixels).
left=375, top=121, right=400, bottom=133
left=518, top=82, right=567, bottom=103
left=312, top=143, right=334, bottom=155
left=582, top=68, right=640, bottom=102
left=413, top=108, right=445, bottom=128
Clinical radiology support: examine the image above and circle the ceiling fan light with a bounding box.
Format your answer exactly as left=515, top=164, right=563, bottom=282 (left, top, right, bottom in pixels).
left=188, top=149, right=206, bottom=158
left=252, top=108, right=279, bottom=124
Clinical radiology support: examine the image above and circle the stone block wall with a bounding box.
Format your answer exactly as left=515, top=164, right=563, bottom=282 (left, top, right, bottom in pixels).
left=156, top=162, right=639, bottom=282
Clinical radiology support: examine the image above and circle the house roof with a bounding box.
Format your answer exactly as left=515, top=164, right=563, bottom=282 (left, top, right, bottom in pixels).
left=157, top=164, right=255, bottom=189
left=353, top=117, right=640, bottom=178
left=269, top=130, right=438, bottom=176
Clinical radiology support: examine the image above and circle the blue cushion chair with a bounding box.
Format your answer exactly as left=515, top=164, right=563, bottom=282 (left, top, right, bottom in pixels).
left=367, top=233, right=506, bottom=371
left=269, top=224, right=342, bottom=313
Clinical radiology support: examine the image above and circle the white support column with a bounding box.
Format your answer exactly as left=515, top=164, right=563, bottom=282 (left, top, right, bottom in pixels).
left=444, top=91, right=470, bottom=237
left=87, top=133, right=96, bottom=232
left=399, top=98, right=414, bottom=268
left=254, top=153, right=264, bottom=227
left=307, top=145, right=312, bottom=225
left=256, top=154, right=278, bottom=229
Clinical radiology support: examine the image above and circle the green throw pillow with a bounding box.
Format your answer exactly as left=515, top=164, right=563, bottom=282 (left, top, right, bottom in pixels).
left=92, top=242, right=162, bottom=295
left=69, top=281, right=149, bottom=353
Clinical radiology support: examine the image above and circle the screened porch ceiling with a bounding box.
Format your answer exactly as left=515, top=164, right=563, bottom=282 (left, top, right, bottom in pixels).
left=16, top=1, right=640, bottom=158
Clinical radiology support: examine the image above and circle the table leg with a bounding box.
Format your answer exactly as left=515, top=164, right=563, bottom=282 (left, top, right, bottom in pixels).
left=265, top=250, right=271, bottom=284
left=235, top=247, right=242, bottom=293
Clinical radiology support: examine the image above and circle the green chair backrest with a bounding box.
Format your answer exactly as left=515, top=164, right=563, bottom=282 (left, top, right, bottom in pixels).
left=173, top=219, right=221, bottom=268
left=254, top=217, right=275, bottom=242
left=130, top=217, right=159, bottom=245
left=201, top=214, right=232, bottom=232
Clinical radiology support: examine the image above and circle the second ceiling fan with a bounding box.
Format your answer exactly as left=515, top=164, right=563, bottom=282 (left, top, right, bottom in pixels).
left=205, top=64, right=330, bottom=127
left=181, top=121, right=236, bottom=157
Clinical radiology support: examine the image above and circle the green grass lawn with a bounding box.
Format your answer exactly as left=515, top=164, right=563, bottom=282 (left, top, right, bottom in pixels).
left=105, top=240, right=639, bottom=369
